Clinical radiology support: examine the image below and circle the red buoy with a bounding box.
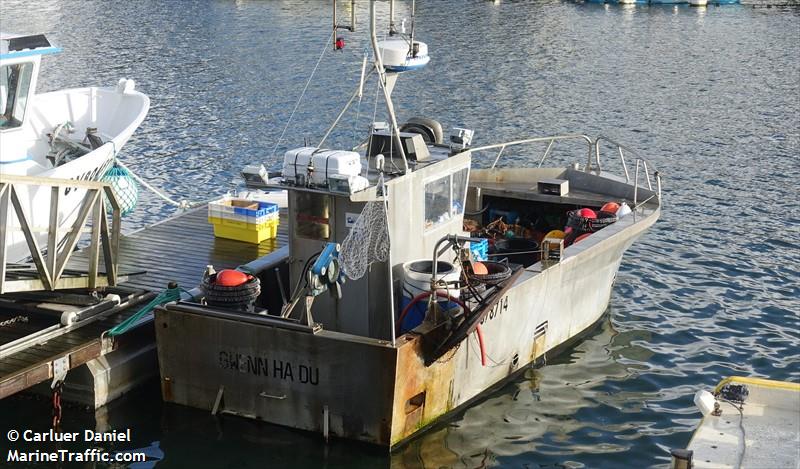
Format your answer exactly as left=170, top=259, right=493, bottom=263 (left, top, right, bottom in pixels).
left=216, top=269, right=251, bottom=287
left=578, top=208, right=597, bottom=219
left=335, top=37, right=345, bottom=50
left=472, top=262, right=488, bottom=275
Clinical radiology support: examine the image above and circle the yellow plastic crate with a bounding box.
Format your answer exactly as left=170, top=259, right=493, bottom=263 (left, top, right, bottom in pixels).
left=208, top=216, right=279, bottom=244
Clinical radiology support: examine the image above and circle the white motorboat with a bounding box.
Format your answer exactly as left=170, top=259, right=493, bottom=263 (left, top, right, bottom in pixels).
left=0, top=33, right=149, bottom=263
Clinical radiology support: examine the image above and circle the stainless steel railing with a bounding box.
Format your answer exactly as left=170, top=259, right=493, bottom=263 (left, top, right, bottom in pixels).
left=594, top=135, right=662, bottom=205
left=469, top=134, right=595, bottom=170
left=469, top=133, right=662, bottom=206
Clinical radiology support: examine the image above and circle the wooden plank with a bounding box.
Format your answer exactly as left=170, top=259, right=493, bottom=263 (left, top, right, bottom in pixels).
left=0, top=364, right=49, bottom=398
left=0, top=339, right=106, bottom=399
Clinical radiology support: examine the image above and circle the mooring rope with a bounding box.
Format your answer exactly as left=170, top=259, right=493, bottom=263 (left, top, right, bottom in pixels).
left=107, top=285, right=188, bottom=336
left=113, top=160, right=191, bottom=209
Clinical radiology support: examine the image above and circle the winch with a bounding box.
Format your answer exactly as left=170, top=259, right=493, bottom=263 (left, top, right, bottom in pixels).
left=307, top=243, right=346, bottom=299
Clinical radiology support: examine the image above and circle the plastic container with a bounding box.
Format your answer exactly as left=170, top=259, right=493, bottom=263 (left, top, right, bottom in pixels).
left=469, top=239, right=489, bottom=261
left=282, top=147, right=363, bottom=186
left=494, top=238, right=539, bottom=267
left=400, top=260, right=461, bottom=333
left=208, top=197, right=279, bottom=225
left=209, top=216, right=279, bottom=244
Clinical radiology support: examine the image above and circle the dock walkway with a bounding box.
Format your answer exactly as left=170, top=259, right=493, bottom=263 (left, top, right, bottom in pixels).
left=0, top=205, right=288, bottom=400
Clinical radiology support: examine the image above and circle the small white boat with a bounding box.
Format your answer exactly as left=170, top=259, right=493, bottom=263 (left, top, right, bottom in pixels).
left=675, top=376, right=800, bottom=469
left=0, top=33, right=149, bottom=263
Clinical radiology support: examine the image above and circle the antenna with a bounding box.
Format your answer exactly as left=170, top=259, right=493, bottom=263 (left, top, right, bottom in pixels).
left=410, top=0, right=416, bottom=54
left=389, top=0, right=396, bottom=35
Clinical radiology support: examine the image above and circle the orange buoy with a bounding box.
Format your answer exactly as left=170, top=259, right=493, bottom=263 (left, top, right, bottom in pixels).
left=472, top=262, right=489, bottom=275
left=601, top=202, right=620, bottom=213
left=216, top=269, right=251, bottom=287
left=575, top=233, right=592, bottom=243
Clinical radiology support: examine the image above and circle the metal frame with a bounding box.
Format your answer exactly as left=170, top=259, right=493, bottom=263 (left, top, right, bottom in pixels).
left=0, top=174, right=122, bottom=293
left=469, top=134, right=595, bottom=170
left=594, top=135, right=662, bottom=205
left=469, top=133, right=663, bottom=206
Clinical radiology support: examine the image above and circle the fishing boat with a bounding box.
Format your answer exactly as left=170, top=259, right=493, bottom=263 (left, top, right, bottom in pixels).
left=0, top=32, right=149, bottom=263
left=154, top=0, right=662, bottom=449
left=670, top=377, right=800, bottom=469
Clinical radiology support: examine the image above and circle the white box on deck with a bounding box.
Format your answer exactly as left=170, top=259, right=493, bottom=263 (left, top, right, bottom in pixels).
left=538, top=178, right=569, bottom=196
left=282, top=147, right=363, bottom=187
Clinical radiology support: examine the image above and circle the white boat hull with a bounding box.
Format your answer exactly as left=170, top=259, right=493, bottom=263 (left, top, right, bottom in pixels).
left=1, top=84, right=149, bottom=263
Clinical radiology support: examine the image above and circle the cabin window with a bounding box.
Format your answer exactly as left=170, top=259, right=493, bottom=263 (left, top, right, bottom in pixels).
left=452, top=167, right=469, bottom=216
left=0, top=62, right=34, bottom=129
left=424, top=167, right=469, bottom=230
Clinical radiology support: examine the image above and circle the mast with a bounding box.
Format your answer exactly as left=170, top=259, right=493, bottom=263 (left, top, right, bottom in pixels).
left=370, top=0, right=408, bottom=173
left=410, top=0, right=416, bottom=54
left=389, top=0, right=396, bottom=35
left=333, top=0, right=356, bottom=49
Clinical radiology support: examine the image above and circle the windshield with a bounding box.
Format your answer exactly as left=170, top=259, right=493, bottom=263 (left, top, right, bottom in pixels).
left=0, top=62, right=34, bottom=129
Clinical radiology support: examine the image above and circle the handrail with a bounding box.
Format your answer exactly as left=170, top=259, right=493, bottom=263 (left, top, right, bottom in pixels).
left=467, top=133, right=662, bottom=207
left=594, top=134, right=662, bottom=206
left=0, top=173, right=110, bottom=190
left=0, top=176, right=121, bottom=293
left=468, top=134, right=594, bottom=170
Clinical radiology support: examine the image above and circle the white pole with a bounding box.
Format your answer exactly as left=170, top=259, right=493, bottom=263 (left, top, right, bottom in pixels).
left=382, top=177, right=396, bottom=347
left=370, top=0, right=408, bottom=173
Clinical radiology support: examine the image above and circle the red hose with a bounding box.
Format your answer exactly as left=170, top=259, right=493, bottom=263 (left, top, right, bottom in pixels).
left=397, top=291, right=487, bottom=367
left=475, top=325, right=487, bottom=367
left=396, top=291, right=470, bottom=333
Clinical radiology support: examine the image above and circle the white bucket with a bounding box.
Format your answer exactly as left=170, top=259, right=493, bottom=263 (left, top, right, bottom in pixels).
left=399, top=259, right=461, bottom=332
left=402, top=259, right=461, bottom=300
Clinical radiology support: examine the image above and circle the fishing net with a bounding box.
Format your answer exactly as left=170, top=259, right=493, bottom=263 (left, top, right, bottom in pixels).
left=340, top=199, right=390, bottom=280
left=101, top=165, right=139, bottom=216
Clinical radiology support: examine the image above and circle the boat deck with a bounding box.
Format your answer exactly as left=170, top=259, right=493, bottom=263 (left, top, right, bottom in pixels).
left=0, top=205, right=288, bottom=400
left=688, top=377, right=800, bottom=469
left=473, top=181, right=622, bottom=207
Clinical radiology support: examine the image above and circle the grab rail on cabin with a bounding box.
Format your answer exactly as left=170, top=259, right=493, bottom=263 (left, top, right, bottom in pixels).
left=0, top=174, right=122, bottom=294
left=469, top=134, right=595, bottom=171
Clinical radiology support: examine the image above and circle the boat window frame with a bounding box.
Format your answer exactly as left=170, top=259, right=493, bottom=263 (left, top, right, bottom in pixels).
left=423, top=165, right=470, bottom=231
left=0, top=61, right=35, bottom=130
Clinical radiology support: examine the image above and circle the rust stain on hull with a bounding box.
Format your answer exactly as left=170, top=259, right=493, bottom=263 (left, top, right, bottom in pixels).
left=390, top=333, right=457, bottom=445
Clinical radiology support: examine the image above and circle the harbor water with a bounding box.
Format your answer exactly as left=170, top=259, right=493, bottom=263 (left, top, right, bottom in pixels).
left=1, top=0, right=798, bottom=467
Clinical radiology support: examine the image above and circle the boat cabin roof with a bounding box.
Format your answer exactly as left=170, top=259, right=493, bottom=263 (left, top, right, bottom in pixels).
left=0, top=33, right=61, bottom=61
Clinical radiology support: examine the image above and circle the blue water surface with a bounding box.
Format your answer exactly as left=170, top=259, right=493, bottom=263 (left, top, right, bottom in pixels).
left=1, top=0, right=798, bottom=468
